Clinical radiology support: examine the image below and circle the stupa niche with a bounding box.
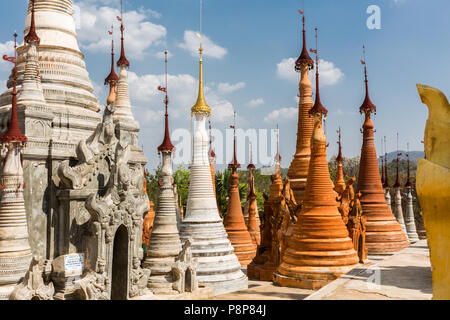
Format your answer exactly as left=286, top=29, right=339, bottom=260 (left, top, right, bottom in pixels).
left=356, top=48, right=409, bottom=254
left=287, top=12, right=315, bottom=203
left=274, top=31, right=359, bottom=289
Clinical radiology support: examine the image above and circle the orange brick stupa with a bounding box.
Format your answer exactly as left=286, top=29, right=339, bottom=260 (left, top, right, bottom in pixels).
left=334, top=127, right=346, bottom=194
left=247, top=150, right=261, bottom=247
left=356, top=47, right=409, bottom=254
left=274, top=30, right=359, bottom=289
left=287, top=12, right=315, bottom=203
left=223, top=118, right=257, bottom=265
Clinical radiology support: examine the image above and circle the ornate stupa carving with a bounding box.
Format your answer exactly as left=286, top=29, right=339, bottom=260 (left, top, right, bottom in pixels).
left=355, top=47, right=409, bottom=255
left=223, top=118, right=256, bottom=266
left=246, top=147, right=261, bottom=247
left=274, top=31, right=359, bottom=289
left=0, top=39, right=32, bottom=299
left=113, top=1, right=140, bottom=147
left=179, top=37, right=247, bottom=295
left=393, top=141, right=408, bottom=236
left=143, top=52, right=183, bottom=294
left=403, top=145, right=419, bottom=243
left=287, top=12, right=315, bottom=203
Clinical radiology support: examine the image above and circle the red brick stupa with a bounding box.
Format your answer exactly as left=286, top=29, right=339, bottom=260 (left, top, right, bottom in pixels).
left=274, top=29, right=359, bottom=289
left=223, top=115, right=257, bottom=266
left=356, top=47, right=409, bottom=254
left=287, top=10, right=315, bottom=203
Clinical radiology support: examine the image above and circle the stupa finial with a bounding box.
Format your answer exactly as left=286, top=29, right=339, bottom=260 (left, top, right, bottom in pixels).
left=1, top=33, right=27, bottom=144
left=309, top=28, right=328, bottom=116
left=191, top=0, right=211, bottom=117
left=229, top=111, right=240, bottom=170
left=383, top=136, right=391, bottom=189
left=116, top=0, right=130, bottom=68
left=105, top=25, right=119, bottom=86
left=405, top=142, right=414, bottom=188
left=295, top=6, right=314, bottom=71
left=24, top=0, right=40, bottom=44
left=394, top=133, right=402, bottom=188
left=336, top=127, right=343, bottom=163
left=359, top=45, right=376, bottom=114
left=157, top=50, right=174, bottom=153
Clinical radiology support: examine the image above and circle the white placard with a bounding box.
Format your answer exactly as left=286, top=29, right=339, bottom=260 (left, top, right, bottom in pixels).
left=64, top=253, right=85, bottom=276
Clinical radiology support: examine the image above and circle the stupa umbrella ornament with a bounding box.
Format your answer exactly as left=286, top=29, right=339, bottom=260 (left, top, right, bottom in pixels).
left=274, top=29, right=359, bottom=289
left=179, top=0, right=248, bottom=296
left=143, top=50, right=183, bottom=294
left=0, top=33, right=32, bottom=300
left=403, top=143, right=419, bottom=243
left=356, top=46, right=409, bottom=254
left=105, top=25, right=119, bottom=105
left=288, top=8, right=316, bottom=202
left=223, top=113, right=257, bottom=266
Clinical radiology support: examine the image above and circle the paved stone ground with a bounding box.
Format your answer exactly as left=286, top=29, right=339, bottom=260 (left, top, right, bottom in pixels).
left=306, top=239, right=432, bottom=300
left=214, top=240, right=432, bottom=300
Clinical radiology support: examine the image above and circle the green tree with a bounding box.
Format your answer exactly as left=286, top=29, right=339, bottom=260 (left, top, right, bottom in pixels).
left=173, top=165, right=190, bottom=214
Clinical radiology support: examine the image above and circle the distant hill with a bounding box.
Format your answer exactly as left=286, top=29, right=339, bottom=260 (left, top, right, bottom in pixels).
left=378, top=151, right=424, bottom=164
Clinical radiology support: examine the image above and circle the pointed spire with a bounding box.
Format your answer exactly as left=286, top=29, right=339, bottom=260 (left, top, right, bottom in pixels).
left=191, top=1, right=210, bottom=117
left=359, top=45, right=376, bottom=114
left=105, top=25, right=119, bottom=86
left=309, top=28, right=328, bottom=116
left=229, top=112, right=240, bottom=170
left=247, top=141, right=256, bottom=170
left=116, top=0, right=130, bottom=68
left=405, top=143, right=414, bottom=188
left=394, top=133, right=402, bottom=188
left=158, top=50, right=174, bottom=153
left=274, top=124, right=282, bottom=164
left=295, top=9, right=314, bottom=71
left=336, top=127, right=343, bottom=163
left=24, top=0, right=40, bottom=44
left=1, top=33, right=27, bottom=144
left=383, top=136, right=391, bottom=189
left=381, top=138, right=385, bottom=185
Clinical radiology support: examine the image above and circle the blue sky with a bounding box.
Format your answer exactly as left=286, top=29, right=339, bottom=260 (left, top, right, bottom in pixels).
left=0, top=0, right=448, bottom=172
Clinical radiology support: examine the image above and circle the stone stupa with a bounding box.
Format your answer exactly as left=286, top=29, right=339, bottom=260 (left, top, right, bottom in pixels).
left=403, top=147, right=419, bottom=243
left=179, top=39, right=247, bottom=295
left=143, top=52, right=183, bottom=294
left=274, top=30, right=359, bottom=289
left=393, top=143, right=408, bottom=236
left=0, top=35, right=32, bottom=299
left=287, top=12, right=315, bottom=203
left=356, top=47, right=409, bottom=255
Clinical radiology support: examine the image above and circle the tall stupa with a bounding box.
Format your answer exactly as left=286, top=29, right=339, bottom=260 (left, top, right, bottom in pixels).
left=0, top=35, right=32, bottom=299
left=274, top=30, right=359, bottom=289
left=356, top=47, right=409, bottom=254
left=287, top=12, right=315, bottom=203
left=143, top=52, right=183, bottom=294
left=179, top=35, right=247, bottom=295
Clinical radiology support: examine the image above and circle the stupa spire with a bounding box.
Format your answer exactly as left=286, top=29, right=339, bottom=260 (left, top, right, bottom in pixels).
left=287, top=8, right=315, bottom=202
left=105, top=25, right=119, bottom=105
left=380, top=138, right=385, bottom=185
left=246, top=141, right=261, bottom=247
left=405, top=143, right=414, bottom=188
left=394, top=133, right=402, bottom=189
left=1, top=34, right=27, bottom=144
left=157, top=50, right=174, bottom=153
left=383, top=136, right=391, bottom=189
left=24, top=0, right=39, bottom=44
left=359, top=46, right=376, bottom=114
left=334, top=127, right=346, bottom=194
left=356, top=46, right=409, bottom=254
left=309, top=28, right=328, bottom=116
left=403, top=142, right=419, bottom=243
left=224, top=114, right=256, bottom=266
left=116, top=0, right=130, bottom=68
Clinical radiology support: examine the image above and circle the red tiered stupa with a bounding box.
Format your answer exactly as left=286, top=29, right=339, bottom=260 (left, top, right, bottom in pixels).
left=274, top=30, right=359, bottom=289
left=356, top=47, right=409, bottom=254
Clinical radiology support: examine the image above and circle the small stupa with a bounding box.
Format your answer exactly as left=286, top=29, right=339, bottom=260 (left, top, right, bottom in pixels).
left=0, top=34, right=32, bottom=300
left=383, top=137, right=392, bottom=207
left=274, top=29, right=359, bottom=289
left=334, top=127, right=346, bottom=194
left=403, top=144, right=419, bottom=243
left=393, top=134, right=408, bottom=236
left=246, top=143, right=261, bottom=247
left=356, top=47, right=409, bottom=254
left=287, top=10, right=315, bottom=203
left=223, top=115, right=256, bottom=266
left=143, top=51, right=183, bottom=294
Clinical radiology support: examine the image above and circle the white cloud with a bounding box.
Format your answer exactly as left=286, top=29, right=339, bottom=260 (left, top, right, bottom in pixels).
left=264, top=107, right=298, bottom=123
left=0, top=41, right=15, bottom=71
left=246, top=98, right=265, bottom=108
left=178, top=30, right=227, bottom=59
left=217, top=82, right=246, bottom=94
left=74, top=1, right=166, bottom=59
left=277, top=57, right=344, bottom=86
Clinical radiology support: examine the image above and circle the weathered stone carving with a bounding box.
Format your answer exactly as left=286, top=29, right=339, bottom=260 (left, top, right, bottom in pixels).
left=9, top=258, right=54, bottom=300
left=171, top=239, right=199, bottom=294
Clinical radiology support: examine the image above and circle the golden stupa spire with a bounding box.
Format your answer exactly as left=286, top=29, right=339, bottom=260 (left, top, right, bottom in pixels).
left=191, top=0, right=211, bottom=117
